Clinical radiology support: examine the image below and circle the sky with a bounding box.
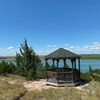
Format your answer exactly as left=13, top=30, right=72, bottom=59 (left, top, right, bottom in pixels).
left=0, top=0, right=100, bottom=56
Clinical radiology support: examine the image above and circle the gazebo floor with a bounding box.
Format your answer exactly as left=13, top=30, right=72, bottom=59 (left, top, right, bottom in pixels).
left=46, top=80, right=81, bottom=87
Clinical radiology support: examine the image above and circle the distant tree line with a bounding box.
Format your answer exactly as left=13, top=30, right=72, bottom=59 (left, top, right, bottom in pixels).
left=0, top=56, right=15, bottom=59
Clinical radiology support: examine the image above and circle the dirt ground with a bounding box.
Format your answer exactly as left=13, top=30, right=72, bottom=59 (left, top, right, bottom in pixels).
left=23, top=79, right=58, bottom=91
left=22, top=79, right=89, bottom=91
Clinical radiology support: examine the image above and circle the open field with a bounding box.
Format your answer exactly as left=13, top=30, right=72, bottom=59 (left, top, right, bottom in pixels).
left=81, top=56, right=100, bottom=60
left=0, top=54, right=100, bottom=61
left=80, top=55, right=100, bottom=60
left=0, top=74, right=100, bottom=100
left=0, top=56, right=15, bottom=61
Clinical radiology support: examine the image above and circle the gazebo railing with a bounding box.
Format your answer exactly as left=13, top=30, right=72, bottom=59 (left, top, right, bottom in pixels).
left=74, top=71, right=80, bottom=82
left=46, top=68, right=80, bottom=84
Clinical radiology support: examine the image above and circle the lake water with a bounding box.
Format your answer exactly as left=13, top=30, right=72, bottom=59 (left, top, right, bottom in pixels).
left=0, top=60, right=100, bottom=73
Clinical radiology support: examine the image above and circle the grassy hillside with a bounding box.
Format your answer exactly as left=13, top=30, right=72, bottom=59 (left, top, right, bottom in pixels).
left=20, top=81, right=100, bottom=100
left=0, top=74, right=100, bottom=100
left=0, top=74, right=27, bottom=100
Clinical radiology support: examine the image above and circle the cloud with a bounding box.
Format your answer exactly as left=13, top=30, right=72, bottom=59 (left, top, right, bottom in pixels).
left=36, top=48, right=58, bottom=55
left=0, top=49, right=3, bottom=50
left=72, top=42, right=100, bottom=54
left=17, top=49, right=19, bottom=50
left=95, top=47, right=99, bottom=50
left=84, top=46, right=89, bottom=49
left=65, top=48, right=69, bottom=50
left=7, top=49, right=16, bottom=55
left=65, top=44, right=68, bottom=46
left=10, top=50, right=15, bottom=52
left=70, top=46, right=75, bottom=49
left=53, top=45, right=56, bottom=47
left=93, top=42, right=98, bottom=45
left=6, top=46, right=14, bottom=49
left=47, top=45, right=51, bottom=47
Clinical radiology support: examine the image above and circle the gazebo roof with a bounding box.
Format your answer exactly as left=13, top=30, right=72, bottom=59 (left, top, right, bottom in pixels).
left=45, top=48, right=81, bottom=59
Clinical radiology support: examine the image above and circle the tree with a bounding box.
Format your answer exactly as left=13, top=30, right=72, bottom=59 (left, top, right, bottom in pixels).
left=89, top=65, right=92, bottom=73
left=62, top=60, right=69, bottom=68
left=15, top=38, right=43, bottom=80
left=0, top=60, right=8, bottom=75
left=7, top=62, right=16, bottom=74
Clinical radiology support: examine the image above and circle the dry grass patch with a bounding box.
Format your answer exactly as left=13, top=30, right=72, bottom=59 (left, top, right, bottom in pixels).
left=20, top=81, right=100, bottom=100
left=81, top=80, right=100, bottom=100
left=82, top=80, right=100, bottom=93
left=20, top=87, right=82, bottom=100
left=0, top=79, right=27, bottom=100
left=0, top=74, right=27, bottom=84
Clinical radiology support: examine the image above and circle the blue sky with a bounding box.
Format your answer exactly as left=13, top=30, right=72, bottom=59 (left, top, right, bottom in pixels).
left=0, top=0, right=100, bottom=56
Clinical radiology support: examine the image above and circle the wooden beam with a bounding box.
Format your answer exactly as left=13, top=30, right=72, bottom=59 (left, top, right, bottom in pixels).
left=63, top=58, right=66, bottom=80
left=74, top=59, right=76, bottom=71
left=53, top=59, right=54, bottom=68
left=78, top=58, right=80, bottom=79
left=57, top=59, right=59, bottom=84
left=63, top=58, right=66, bottom=68
left=45, top=59, right=48, bottom=82
left=71, top=59, right=74, bottom=83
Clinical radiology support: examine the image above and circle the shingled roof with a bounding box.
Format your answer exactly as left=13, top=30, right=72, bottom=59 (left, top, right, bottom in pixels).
left=45, top=48, right=81, bottom=59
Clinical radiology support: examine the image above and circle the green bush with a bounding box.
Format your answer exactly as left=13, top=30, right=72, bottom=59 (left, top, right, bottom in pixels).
left=81, top=72, right=92, bottom=83
left=7, top=62, right=16, bottom=74
left=0, top=60, right=8, bottom=75
left=91, top=69, right=100, bottom=75
left=93, top=75, right=100, bottom=82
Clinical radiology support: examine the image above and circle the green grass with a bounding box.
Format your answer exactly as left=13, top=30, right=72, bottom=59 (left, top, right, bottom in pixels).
left=0, top=74, right=27, bottom=83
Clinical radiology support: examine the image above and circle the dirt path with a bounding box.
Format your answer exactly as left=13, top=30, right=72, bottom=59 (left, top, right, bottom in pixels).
left=23, top=79, right=58, bottom=91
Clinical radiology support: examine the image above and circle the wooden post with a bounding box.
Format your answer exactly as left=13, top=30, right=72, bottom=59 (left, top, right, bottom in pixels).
left=45, top=59, right=48, bottom=82
left=71, top=59, right=74, bottom=83
left=53, top=59, right=55, bottom=71
left=63, top=58, right=66, bottom=80
left=74, top=59, right=76, bottom=71
left=57, top=59, right=59, bottom=84
left=64, top=58, right=65, bottom=68
left=78, top=58, right=80, bottom=79
left=53, top=59, right=54, bottom=67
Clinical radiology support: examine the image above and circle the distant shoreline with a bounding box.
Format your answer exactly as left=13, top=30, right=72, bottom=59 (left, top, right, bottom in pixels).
left=0, top=54, right=100, bottom=61
left=0, top=59, right=15, bottom=61
left=0, top=59, right=100, bottom=61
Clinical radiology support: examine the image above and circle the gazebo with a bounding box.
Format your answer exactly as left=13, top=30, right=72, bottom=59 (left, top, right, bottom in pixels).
left=45, top=48, right=81, bottom=86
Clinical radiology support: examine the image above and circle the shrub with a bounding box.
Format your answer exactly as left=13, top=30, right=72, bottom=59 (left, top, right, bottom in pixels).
left=94, top=75, right=100, bottom=82
left=81, top=72, right=92, bottom=83
left=0, top=60, right=8, bottom=75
